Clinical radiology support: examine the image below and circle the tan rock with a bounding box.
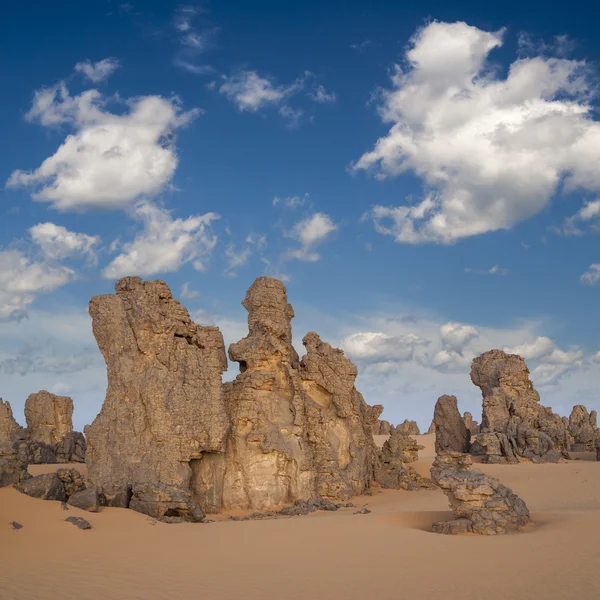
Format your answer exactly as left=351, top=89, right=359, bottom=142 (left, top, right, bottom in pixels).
left=395, top=419, right=420, bottom=436
left=24, top=391, right=73, bottom=446
left=433, top=395, right=469, bottom=454
left=569, top=405, right=597, bottom=451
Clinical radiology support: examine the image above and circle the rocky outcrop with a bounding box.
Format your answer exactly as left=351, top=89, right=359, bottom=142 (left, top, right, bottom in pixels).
left=463, top=412, right=479, bottom=437
left=470, top=350, right=569, bottom=463
left=430, top=453, right=531, bottom=535
left=374, top=419, right=392, bottom=435
left=569, top=405, right=597, bottom=452
left=434, top=395, right=470, bottom=454
left=375, top=429, right=434, bottom=491
left=25, top=391, right=73, bottom=446
left=86, top=276, right=381, bottom=520
left=0, top=399, right=29, bottom=487
left=395, top=419, right=420, bottom=436
left=427, top=420, right=435, bottom=435
left=196, top=278, right=379, bottom=513
left=85, top=277, right=230, bottom=522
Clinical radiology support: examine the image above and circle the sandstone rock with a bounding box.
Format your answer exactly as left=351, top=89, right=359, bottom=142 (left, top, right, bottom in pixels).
left=470, top=432, right=518, bottom=464
left=430, top=452, right=530, bottom=535
left=10, top=521, right=23, bottom=530
left=569, top=405, right=597, bottom=452
left=0, top=456, right=31, bottom=487
left=195, top=278, right=378, bottom=513
left=66, top=516, right=91, bottom=530
left=427, top=420, right=435, bottom=435
left=0, top=399, right=30, bottom=487
left=375, top=419, right=392, bottom=435
left=68, top=487, right=100, bottom=512
left=470, top=350, right=569, bottom=463
left=395, top=419, right=420, bottom=436
left=434, top=395, right=470, bottom=454
left=15, top=472, right=66, bottom=502
left=130, top=483, right=206, bottom=522
left=24, top=391, right=73, bottom=446
left=54, top=432, right=87, bottom=463
left=463, top=412, right=480, bottom=437
left=0, top=399, right=23, bottom=454
left=56, top=468, right=86, bottom=498
left=85, top=277, right=229, bottom=522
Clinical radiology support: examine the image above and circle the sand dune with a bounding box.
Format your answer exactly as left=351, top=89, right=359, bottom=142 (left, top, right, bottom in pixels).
left=2, top=434, right=599, bottom=600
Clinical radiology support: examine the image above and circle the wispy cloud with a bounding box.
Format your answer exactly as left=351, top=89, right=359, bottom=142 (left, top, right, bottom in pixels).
left=464, top=264, right=510, bottom=275
left=74, top=58, right=120, bottom=83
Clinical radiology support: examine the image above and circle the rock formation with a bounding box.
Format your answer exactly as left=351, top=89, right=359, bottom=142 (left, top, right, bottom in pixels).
left=430, top=452, right=531, bottom=535
left=15, top=467, right=85, bottom=503
left=86, top=276, right=381, bottom=521
left=470, top=350, right=569, bottom=463
left=463, top=412, right=479, bottom=437
left=24, top=391, right=73, bottom=445
left=395, top=419, right=420, bottom=436
left=427, top=420, right=435, bottom=435
left=568, top=405, right=597, bottom=452
left=0, top=399, right=29, bottom=487
left=433, top=395, right=470, bottom=454
left=85, top=277, right=229, bottom=521
left=375, top=429, right=434, bottom=491
left=374, top=419, right=392, bottom=436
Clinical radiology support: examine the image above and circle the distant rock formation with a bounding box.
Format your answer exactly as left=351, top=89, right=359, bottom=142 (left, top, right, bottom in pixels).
left=433, top=395, right=470, bottom=454
left=86, top=276, right=381, bottom=521
left=0, top=399, right=29, bottom=487
left=470, top=350, right=569, bottom=463
left=568, top=405, right=597, bottom=452
left=375, top=429, right=434, bottom=491
left=85, top=277, right=229, bottom=521
left=430, top=452, right=530, bottom=535
left=374, top=419, right=392, bottom=435
left=463, top=412, right=479, bottom=437
left=395, top=419, right=420, bottom=436
left=427, top=420, right=435, bottom=435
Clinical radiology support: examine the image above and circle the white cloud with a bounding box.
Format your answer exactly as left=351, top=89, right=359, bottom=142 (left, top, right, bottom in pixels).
left=309, top=85, right=336, bottom=104
left=591, top=351, right=600, bottom=363
left=354, top=21, right=600, bottom=244
left=102, top=203, right=219, bottom=279
left=29, top=222, right=100, bottom=263
left=558, top=199, right=600, bottom=235
left=272, top=194, right=309, bottom=209
left=224, top=233, right=266, bottom=277
left=580, top=264, right=600, bottom=286
left=180, top=282, right=200, bottom=300
left=439, top=322, right=479, bottom=352
left=74, top=58, right=120, bottom=83
left=504, top=336, right=555, bottom=360
left=172, top=6, right=217, bottom=75
left=284, top=212, right=337, bottom=261
left=219, top=71, right=301, bottom=112
left=342, top=331, right=430, bottom=361
left=465, top=264, right=510, bottom=275
left=0, top=250, right=75, bottom=321
left=8, top=84, right=199, bottom=211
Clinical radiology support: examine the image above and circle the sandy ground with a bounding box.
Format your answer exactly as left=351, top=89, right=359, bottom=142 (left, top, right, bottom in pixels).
left=2, top=434, right=600, bottom=600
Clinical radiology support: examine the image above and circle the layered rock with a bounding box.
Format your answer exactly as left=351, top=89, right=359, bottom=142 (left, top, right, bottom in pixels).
left=24, top=391, right=73, bottom=445
left=85, top=277, right=230, bottom=521
left=195, top=278, right=379, bottom=512
left=470, top=350, right=569, bottom=463
left=395, top=419, right=420, bottom=436
left=568, top=405, right=597, bottom=452
left=375, top=429, right=434, bottom=491
left=430, top=453, right=531, bottom=535
left=433, top=395, right=470, bottom=454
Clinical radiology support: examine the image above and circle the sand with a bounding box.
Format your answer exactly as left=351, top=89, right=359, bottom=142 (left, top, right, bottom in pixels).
left=2, top=434, right=599, bottom=600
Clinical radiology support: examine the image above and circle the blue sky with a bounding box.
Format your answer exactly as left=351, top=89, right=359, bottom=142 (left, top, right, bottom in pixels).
left=1, top=0, right=600, bottom=431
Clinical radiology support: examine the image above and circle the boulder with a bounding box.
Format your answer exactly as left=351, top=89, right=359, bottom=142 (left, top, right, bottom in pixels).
left=433, top=395, right=470, bottom=454
left=65, top=516, right=91, bottom=530
left=470, top=350, right=569, bottom=463
left=56, top=468, right=86, bottom=498
left=430, top=452, right=530, bottom=535
left=0, top=456, right=31, bottom=487
left=130, top=483, right=206, bottom=522
left=15, top=472, right=66, bottom=502
left=67, top=487, right=100, bottom=512
left=54, top=431, right=87, bottom=463
left=568, top=405, right=597, bottom=452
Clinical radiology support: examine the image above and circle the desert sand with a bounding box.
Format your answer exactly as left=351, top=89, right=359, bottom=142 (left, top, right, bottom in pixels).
left=2, top=434, right=599, bottom=600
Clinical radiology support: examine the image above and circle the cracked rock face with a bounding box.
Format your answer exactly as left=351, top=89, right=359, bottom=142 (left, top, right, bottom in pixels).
left=434, top=395, right=470, bottom=454
left=430, top=453, right=531, bottom=535
left=569, top=405, right=597, bottom=452
left=193, top=277, right=379, bottom=512
left=85, top=276, right=229, bottom=521
left=470, top=350, right=569, bottom=463
left=0, top=399, right=29, bottom=488
left=24, top=391, right=73, bottom=446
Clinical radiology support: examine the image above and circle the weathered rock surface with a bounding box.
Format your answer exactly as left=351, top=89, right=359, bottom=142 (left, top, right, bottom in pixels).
left=430, top=453, right=531, bottom=535
left=470, top=350, right=569, bottom=463
left=434, top=395, right=470, bottom=454
left=66, top=516, right=91, bottom=530
left=24, top=391, right=73, bottom=446
left=427, top=420, right=436, bottom=435
left=57, top=468, right=86, bottom=498
left=67, top=487, right=100, bottom=512
left=0, top=399, right=30, bottom=487
left=374, top=419, right=392, bottom=435
left=85, top=277, right=229, bottom=522
left=569, top=405, right=597, bottom=452
left=15, top=472, right=66, bottom=501
left=55, top=432, right=86, bottom=463
left=196, top=278, right=379, bottom=512
left=463, top=412, right=480, bottom=437
left=130, top=483, right=206, bottom=522
left=395, top=419, right=420, bottom=436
